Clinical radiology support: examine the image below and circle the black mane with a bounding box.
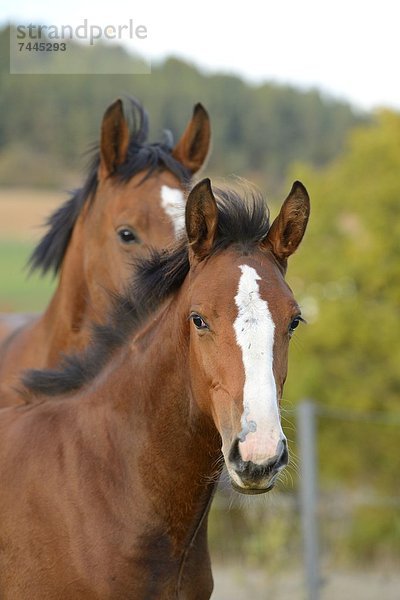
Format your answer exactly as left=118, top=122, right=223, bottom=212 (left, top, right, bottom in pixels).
left=23, top=186, right=270, bottom=397
left=28, top=97, right=191, bottom=275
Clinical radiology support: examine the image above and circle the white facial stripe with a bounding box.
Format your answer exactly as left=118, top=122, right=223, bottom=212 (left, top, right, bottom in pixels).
left=160, top=185, right=185, bottom=238
left=233, top=264, right=283, bottom=462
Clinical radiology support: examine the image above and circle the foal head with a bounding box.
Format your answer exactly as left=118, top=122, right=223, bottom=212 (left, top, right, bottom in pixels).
left=23, top=177, right=309, bottom=496
left=185, top=179, right=310, bottom=494
left=29, top=97, right=210, bottom=305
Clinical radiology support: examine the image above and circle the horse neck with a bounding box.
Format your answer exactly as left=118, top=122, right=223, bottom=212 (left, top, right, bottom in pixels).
left=41, top=209, right=96, bottom=365
left=81, top=288, right=222, bottom=550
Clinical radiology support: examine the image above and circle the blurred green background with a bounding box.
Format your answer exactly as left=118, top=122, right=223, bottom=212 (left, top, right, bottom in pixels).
left=1, top=24, right=399, bottom=598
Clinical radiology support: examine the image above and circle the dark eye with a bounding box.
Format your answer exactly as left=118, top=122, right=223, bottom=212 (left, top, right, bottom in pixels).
left=191, top=314, right=209, bottom=330
left=289, top=317, right=302, bottom=336
left=117, top=228, right=139, bottom=245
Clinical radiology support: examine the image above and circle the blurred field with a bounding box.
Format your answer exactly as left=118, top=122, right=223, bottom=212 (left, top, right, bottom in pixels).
left=213, top=566, right=400, bottom=599
left=0, top=187, right=59, bottom=311
left=0, top=188, right=64, bottom=241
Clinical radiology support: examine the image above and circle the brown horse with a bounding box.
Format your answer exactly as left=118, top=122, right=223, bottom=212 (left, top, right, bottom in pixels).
left=0, top=98, right=210, bottom=405
left=0, top=178, right=309, bottom=598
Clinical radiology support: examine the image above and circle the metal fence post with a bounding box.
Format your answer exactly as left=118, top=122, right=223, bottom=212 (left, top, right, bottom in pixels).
left=297, top=399, right=320, bottom=600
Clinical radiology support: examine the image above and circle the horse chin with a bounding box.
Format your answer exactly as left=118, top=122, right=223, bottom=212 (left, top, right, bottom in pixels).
left=230, top=480, right=275, bottom=495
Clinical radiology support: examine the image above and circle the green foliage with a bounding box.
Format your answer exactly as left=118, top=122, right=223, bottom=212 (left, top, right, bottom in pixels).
left=0, top=26, right=363, bottom=190
left=208, top=493, right=300, bottom=569
left=285, top=110, right=400, bottom=490
left=347, top=506, right=400, bottom=564
left=0, top=240, right=55, bottom=311
left=0, top=143, right=74, bottom=188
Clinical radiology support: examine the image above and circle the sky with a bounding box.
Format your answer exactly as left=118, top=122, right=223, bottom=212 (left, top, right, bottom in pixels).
left=1, top=0, right=399, bottom=111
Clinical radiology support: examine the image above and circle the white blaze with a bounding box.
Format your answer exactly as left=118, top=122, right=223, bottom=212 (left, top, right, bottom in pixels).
left=160, top=185, right=185, bottom=238
left=233, top=264, right=284, bottom=463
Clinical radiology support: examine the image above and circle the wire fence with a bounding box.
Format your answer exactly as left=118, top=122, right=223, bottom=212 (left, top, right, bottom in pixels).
left=209, top=400, right=400, bottom=599
left=297, top=400, right=400, bottom=600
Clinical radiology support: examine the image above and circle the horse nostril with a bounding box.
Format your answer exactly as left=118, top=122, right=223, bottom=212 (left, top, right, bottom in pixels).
left=274, top=438, right=289, bottom=471
left=228, top=437, right=242, bottom=467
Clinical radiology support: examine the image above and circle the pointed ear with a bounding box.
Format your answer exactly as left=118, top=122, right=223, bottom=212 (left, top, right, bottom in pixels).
left=185, top=178, right=218, bottom=261
left=263, top=181, right=310, bottom=265
left=99, top=99, right=130, bottom=179
left=172, top=103, right=211, bottom=174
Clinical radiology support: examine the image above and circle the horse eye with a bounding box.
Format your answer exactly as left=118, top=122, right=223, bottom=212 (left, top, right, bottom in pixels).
left=289, top=317, right=301, bottom=336
left=191, top=314, right=208, bottom=330
left=117, top=228, right=139, bottom=244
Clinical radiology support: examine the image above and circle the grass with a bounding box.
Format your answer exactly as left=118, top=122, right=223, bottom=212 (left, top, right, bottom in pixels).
left=0, top=187, right=61, bottom=311
left=0, top=239, right=55, bottom=311
left=0, top=187, right=63, bottom=241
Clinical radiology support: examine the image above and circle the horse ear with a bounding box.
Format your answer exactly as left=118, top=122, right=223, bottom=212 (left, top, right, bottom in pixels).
left=185, top=178, right=218, bottom=261
left=262, top=181, right=310, bottom=266
left=172, top=103, right=211, bottom=174
left=99, top=99, right=130, bottom=179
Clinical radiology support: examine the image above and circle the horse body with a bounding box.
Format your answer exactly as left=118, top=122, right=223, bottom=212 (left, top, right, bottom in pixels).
left=0, top=301, right=219, bottom=599
left=0, top=179, right=309, bottom=598
left=0, top=99, right=210, bottom=406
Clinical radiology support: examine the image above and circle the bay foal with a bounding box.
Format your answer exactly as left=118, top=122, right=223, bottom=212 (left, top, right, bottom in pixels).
left=0, top=98, right=210, bottom=405
left=0, top=178, right=309, bottom=598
